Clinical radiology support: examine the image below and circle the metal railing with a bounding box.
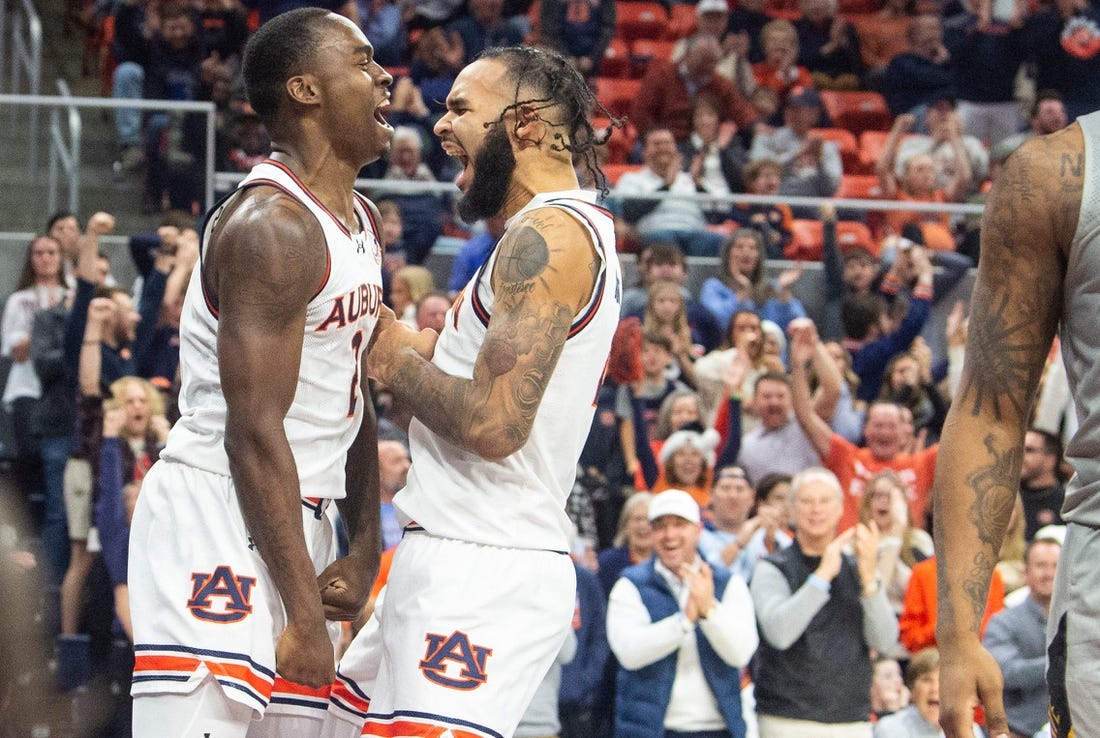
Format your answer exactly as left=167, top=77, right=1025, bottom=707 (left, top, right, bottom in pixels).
left=213, top=171, right=986, bottom=218
left=3, top=0, right=42, bottom=173
left=0, top=93, right=218, bottom=217
left=47, top=79, right=81, bottom=215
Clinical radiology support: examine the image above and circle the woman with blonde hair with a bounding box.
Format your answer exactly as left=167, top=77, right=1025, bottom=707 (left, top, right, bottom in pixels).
left=390, top=265, right=435, bottom=327
left=596, top=492, right=655, bottom=597
left=858, top=470, right=933, bottom=619
left=60, top=376, right=168, bottom=641
left=642, top=279, right=697, bottom=386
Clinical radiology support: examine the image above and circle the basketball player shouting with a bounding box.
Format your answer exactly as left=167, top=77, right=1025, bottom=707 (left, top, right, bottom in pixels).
left=325, top=46, right=622, bottom=738
left=128, top=9, right=397, bottom=736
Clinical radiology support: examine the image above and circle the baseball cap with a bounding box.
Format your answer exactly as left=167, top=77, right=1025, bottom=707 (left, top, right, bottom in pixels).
left=697, top=0, right=729, bottom=14
left=786, top=86, right=821, bottom=108
left=647, top=489, right=702, bottom=524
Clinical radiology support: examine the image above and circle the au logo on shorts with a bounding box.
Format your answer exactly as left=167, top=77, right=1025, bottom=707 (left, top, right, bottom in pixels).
left=418, top=631, right=493, bottom=690
left=187, top=566, right=256, bottom=623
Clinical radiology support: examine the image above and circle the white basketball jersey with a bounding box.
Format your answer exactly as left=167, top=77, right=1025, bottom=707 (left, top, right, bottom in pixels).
left=162, top=159, right=385, bottom=500
left=395, top=190, right=622, bottom=551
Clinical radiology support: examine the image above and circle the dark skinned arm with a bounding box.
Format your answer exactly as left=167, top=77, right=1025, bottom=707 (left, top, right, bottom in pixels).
left=933, top=128, right=1077, bottom=738
left=368, top=207, right=600, bottom=460
left=318, top=356, right=381, bottom=621
left=211, top=188, right=334, bottom=688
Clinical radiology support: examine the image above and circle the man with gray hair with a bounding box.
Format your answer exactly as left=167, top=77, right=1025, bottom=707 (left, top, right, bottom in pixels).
left=750, top=467, right=898, bottom=738
left=378, top=125, right=447, bottom=264
left=631, top=33, right=757, bottom=144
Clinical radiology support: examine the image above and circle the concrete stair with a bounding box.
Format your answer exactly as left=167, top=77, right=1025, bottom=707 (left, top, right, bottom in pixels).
left=1, top=0, right=163, bottom=236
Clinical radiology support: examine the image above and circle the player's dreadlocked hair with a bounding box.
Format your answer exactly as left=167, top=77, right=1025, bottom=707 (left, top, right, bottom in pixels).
left=477, top=46, right=625, bottom=195
left=243, top=7, right=332, bottom=125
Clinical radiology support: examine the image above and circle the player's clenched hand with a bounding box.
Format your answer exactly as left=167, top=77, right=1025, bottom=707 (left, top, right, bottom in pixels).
left=317, top=554, right=375, bottom=621
left=274, top=619, right=336, bottom=688
left=939, top=638, right=1008, bottom=738
left=367, top=314, right=437, bottom=386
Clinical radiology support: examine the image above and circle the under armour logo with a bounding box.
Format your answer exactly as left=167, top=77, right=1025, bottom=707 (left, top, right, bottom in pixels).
left=247, top=536, right=256, bottom=551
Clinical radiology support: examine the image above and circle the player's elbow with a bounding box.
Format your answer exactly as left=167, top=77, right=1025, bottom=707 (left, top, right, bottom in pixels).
left=466, top=424, right=529, bottom=461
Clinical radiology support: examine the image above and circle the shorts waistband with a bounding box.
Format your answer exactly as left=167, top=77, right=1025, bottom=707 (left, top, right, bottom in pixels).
left=400, top=524, right=568, bottom=555
left=301, top=497, right=332, bottom=519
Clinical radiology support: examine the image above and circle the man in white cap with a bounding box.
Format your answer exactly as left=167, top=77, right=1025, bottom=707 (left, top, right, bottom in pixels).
left=672, top=0, right=757, bottom=97
left=607, top=489, right=759, bottom=738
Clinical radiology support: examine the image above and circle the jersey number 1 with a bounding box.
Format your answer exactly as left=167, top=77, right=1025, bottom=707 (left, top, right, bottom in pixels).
left=347, top=329, right=364, bottom=417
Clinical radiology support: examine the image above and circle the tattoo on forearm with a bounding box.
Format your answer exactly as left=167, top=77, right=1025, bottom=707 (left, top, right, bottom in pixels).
left=961, top=289, right=1044, bottom=421
left=960, top=434, right=1019, bottom=623
left=386, top=222, right=576, bottom=453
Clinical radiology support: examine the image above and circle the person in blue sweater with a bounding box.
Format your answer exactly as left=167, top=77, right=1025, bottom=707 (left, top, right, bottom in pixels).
left=840, top=243, right=934, bottom=403
left=699, top=228, right=807, bottom=335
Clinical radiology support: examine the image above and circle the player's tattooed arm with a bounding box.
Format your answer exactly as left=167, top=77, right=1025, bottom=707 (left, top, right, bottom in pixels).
left=933, top=126, right=1080, bottom=738
left=375, top=209, right=599, bottom=459
left=934, top=128, right=1078, bottom=641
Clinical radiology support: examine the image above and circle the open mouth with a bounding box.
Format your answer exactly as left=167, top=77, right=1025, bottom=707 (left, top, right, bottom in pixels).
left=374, top=99, right=392, bottom=131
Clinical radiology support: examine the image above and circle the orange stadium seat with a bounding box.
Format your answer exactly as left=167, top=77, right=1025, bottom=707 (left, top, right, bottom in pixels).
left=630, top=39, right=676, bottom=77
left=594, top=77, right=643, bottom=117
left=665, top=3, right=698, bottom=39
left=615, top=2, right=669, bottom=42
left=838, top=0, right=883, bottom=14
left=811, top=127, right=860, bottom=173
left=820, top=90, right=893, bottom=136
left=858, top=130, right=918, bottom=174
left=602, top=163, right=643, bottom=185
left=785, top=219, right=878, bottom=260
left=836, top=174, right=881, bottom=200
left=592, top=118, right=637, bottom=164
left=601, top=38, right=632, bottom=79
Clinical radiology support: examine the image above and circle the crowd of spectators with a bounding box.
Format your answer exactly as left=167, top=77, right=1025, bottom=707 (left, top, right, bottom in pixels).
left=84, top=0, right=1100, bottom=266
left=2, top=0, right=1097, bottom=733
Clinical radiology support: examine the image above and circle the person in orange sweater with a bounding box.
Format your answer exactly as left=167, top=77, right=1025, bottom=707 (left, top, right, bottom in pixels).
left=898, top=556, right=1005, bottom=654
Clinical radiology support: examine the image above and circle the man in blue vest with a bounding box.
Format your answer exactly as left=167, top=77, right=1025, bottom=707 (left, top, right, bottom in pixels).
left=607, top=489, right=759, bottom=738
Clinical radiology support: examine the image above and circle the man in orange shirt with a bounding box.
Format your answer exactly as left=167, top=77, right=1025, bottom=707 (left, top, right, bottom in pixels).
left=788, top=318, right=938, bottom=531
left=899, top=557, right=1004, bottom=654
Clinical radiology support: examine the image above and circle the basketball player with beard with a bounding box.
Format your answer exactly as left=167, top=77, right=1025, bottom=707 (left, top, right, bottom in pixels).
left=323, top=47, right=622, bottom=738
left=127, top=9, right=395, bottom=736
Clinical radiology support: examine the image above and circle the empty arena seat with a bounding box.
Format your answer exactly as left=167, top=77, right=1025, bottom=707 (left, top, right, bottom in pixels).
left=785, top=218, right=878, bottom=260
left=820, top=90, right=892, bottom=136
left=600, top=38, right=632, bottom=79
left=593, top=77, right=643, bottom=117
left=615, top=2, right=668, bottom=41
left=811, top=127, right=860, bottom=173
left=630, top=39, right=676, bottom=77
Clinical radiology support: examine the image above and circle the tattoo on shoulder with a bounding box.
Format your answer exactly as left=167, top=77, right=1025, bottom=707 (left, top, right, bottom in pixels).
left=498, top=225, right=550, bottom=288
left=1061, top=153, right=1084, bottom=178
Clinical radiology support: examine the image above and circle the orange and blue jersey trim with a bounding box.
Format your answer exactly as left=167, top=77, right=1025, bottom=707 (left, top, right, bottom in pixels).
left=353, top=190, right=383, bottom=245
left=329, top=666, right=372, bottom=721
left=361, top=709, right=503, bottom=738
left=269, top=676, right=331, bottom=713
left=132, top=643, right=275, bottom=710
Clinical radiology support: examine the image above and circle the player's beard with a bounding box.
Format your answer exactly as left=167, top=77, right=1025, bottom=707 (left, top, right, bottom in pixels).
left=457, top=122, right=516, bottom=223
